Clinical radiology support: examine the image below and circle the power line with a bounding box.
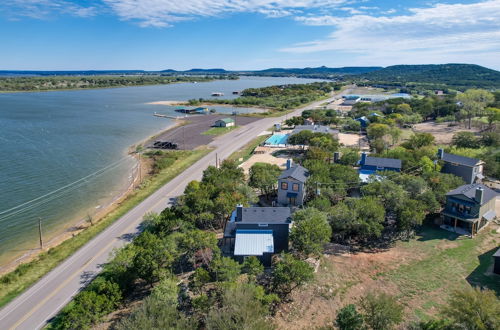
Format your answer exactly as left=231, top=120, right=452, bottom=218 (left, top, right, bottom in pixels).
left=0, top=156, right=131, bottom=223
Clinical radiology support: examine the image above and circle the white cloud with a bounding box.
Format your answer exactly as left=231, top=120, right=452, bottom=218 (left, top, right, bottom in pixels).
left=2, top=0, right=98, bottom=19
left=102, top=0, right=349, bottom=27
left=284, top=0, right=500, bottom=68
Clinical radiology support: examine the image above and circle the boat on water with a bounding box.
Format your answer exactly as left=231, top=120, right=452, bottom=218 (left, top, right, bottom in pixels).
left=232, top=91, right=240, bottom=95
left=175, top=107, right=208, bottom=114
left=211, top=92, right=224, bottom=96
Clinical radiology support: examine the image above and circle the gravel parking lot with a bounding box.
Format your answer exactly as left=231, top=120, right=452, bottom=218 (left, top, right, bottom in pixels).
left=146, top=114, right=260, bottom=150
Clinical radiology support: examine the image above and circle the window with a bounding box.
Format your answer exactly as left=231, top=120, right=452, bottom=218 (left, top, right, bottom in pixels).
left=458, top=204, right=464, bottom=213
left=465, top=206, right=471, bottom=214
left=292, top=183, right=299, bottom=191
left=281, top=182, right=288, bottom=190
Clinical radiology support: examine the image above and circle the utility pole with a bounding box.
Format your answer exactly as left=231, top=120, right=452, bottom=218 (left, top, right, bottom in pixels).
left=215, top=153, right=218, bottom=168
left=38, top=217, right=43, bottom=250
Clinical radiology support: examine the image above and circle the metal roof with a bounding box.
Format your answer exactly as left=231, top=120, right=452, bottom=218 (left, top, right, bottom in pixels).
left=291, top=125, right=333, bottom=135
left=217, top=118, right=234, bottom=123
left=442, top=152, right=481, bottom=167
left=363, top=156, right=402, bottom=169
left=493, top=248, right=500, bottom=258
left=446, top=183, right=498, bottom=205
left=278, top=165, right=309, bottom=183
left=237, top=207, right=292, bottom=224
left=234, top=230, right=274, bottom=256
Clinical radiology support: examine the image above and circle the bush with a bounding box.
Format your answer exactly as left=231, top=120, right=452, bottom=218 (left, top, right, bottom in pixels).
left=451, top=131, right=480, bottom=148
left=441, top=286, right=500, bottom=330
left=242, top=256, right=264, bottom=278
left=271, top=253, right=314, bottom=296
left=210, top=256, right=242, bottom=282
left=336, top=304, right=364, bottom=330
left=359, top=291, right=403, bottom=330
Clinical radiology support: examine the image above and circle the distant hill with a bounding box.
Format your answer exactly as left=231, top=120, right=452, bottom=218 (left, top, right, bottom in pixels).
left=354, top=64, right=500, bottom=89
left=252, top=66, right=382, bottom=75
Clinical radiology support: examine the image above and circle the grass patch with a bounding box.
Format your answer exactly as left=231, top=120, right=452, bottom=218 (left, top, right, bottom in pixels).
left=377, top=225, right=499, bottom=316
left=0, top=148, right=211, bottom=308
left=226, top=135, right=269, bottom=165
left=201, top=126, right=239, bottom=136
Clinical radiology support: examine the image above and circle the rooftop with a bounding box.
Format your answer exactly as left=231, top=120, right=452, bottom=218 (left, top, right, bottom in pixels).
left=363, top=156, right=402, bottom=169
left=236, top=206, right=292, bottom=224
left=446, top=183, right=498, bottom=205
left=217, top=118, right=234, bottom=123
left=234, top=230, right=274, bottom=256
left=278, top=164, right=309, bottom=182
left=292, top=125, right=334, bottom=135
left=494, top=248, right=500, bottom=258
left=441, top=152, right=481, bottom=167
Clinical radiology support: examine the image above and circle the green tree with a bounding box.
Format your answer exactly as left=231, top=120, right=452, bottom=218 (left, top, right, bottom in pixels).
left=249, top=162, right=281, bottom=198
left=456, top=89, right=494, bottom=129
left=396, top=199, right=426, bottom=239
left=242, top=256, right=264, bottom=278
left=210, top=256, right=242, bottom=282
left=271, top=253, right=314, bottom=296
left=359, top=291, right=404, bottom=330
left=336, top=304, right=364, bottom=330
left=452, top=131, right=480, bottom=148
left=132, top=231, right=178, bottom=285
left=485, top=107, right=500, bottom=130
left=290, top=208, right=332, bottom=257
left=205, top=284, right=275, bottom=330
left=403, top=133, right=435, bottom=149
left=441, top=286, right=500, bottom=330
left=367, top=123, right=390, bottom=140
left=116, top=295, right=197, bottom=330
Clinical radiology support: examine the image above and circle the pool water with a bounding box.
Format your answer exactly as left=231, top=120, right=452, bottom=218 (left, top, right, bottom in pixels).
left=265, top=134, right=289, bottom=145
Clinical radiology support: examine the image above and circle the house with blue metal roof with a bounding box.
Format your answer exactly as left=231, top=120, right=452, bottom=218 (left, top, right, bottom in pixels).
left=223, top=205, right=293, bottom=266
left=358, top=152, right=402, bottom=183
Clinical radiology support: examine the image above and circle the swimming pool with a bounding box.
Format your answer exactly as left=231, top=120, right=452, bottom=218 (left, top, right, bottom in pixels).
left=265, top=134, right=289, bottom=145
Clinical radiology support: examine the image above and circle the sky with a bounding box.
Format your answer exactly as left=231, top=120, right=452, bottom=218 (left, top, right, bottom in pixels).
left=0, top=0, right=499, bottom=70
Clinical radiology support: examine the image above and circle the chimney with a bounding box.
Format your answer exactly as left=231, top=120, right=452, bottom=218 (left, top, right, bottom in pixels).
left=333, top=152, right=340, bottom=163
left=236, top=204, right=243, bottom=222
left=286, top=159, right=292, bottom=169
left=475, top=187, right=484, bottom=205
left=361, top=152, right=367, bottom=165
left=437, top=148, right=444, bottom=160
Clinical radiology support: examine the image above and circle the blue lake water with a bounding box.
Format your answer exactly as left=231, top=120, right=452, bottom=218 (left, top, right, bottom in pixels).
left=0, top=77, right=321, bottom=266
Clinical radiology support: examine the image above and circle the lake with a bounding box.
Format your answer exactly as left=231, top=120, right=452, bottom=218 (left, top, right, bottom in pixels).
left=0, top=76, right=321, bottom=266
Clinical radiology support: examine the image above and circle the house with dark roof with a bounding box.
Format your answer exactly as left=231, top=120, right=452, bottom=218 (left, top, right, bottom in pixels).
left=222, top=205, right=292, bottom=265
left=277, top=160, right=309, bottom=206
left=438, top=149, right=484, bottom=184
left=441, top=184, right=498, bottom=237
left=358, top=152, right=402, bottom=183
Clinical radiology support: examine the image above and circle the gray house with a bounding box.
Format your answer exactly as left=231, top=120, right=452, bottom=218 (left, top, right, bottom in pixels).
left=222, top=205, right=292, bottom=265
left=438, top=149, right=484, bottom=184
left=277, top=161, right=309, bottom=207
left=441, top=184, right=498, bottom=237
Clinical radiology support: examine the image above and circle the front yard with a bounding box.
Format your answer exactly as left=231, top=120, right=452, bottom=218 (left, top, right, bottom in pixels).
left=274, top=222, right=500, bottom=329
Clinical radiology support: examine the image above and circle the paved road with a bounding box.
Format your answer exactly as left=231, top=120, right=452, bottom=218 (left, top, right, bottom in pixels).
left=0, top=90, right=348, bottom=330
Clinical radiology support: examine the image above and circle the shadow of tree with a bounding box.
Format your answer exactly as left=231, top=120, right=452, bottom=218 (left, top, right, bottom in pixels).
left=417, top=224, right=459, bottom=242
left=466, top=246, right=500, bottom=296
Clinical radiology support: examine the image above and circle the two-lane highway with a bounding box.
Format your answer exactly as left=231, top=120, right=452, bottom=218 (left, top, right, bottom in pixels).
left=0, top=91, right=347, bottom=329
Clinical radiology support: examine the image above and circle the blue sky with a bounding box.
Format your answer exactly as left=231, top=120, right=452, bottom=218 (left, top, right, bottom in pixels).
left=0, top=0, right=499, bottom=70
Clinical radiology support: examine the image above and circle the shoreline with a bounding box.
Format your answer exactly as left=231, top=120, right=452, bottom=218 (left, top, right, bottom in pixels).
left=147, top=100, right=271, bottom=112
left=0, top=120, right=182, bottom=275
